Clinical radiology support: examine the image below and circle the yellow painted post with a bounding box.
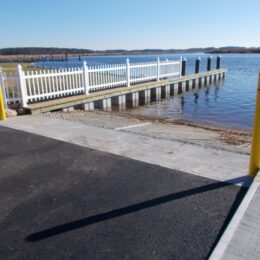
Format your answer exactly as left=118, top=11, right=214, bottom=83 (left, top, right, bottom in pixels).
left=249, top=71, right=260, bottom=177
left=0, top=87, right=6, bottom=120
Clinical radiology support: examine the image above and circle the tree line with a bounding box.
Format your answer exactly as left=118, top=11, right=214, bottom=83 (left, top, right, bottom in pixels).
left=0, top=47, right=260, bottom=56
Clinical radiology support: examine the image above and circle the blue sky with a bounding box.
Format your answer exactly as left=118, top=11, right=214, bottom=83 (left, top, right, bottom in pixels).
left=1, top=0, right=260, bottom=49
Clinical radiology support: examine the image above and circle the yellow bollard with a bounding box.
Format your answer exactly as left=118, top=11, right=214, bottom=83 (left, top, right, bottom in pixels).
left=0, top=87, right=6, bottom=121
left=249, top=71, right=260, bottom=177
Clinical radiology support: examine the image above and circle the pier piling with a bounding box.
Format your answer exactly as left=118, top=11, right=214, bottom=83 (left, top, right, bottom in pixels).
left=117, top=95, right=126, bottom=110
left=207, top=56, right=212, bottom=71
left=181, top=58, right=187, bottom=76
left=216, top=56, right=221, bottom=69
left=82, top=102, right=94, bottom=111
left=195, top=57, right=200, bottom=74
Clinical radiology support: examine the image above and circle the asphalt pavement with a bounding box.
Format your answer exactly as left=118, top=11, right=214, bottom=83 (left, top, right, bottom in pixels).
left=0, top=125, right=247, bottom=259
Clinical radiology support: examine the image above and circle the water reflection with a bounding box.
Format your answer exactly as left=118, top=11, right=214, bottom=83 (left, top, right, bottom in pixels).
left=181, top=96, right=185, bottom=108
left=127, top=80, right=230, bottom=126
left=169, top=97, right=183, bottom=114
left=205, top=88, right=210, bottom=103
left=214, top=86, right=220, bottom=101
left=194, top=93, right=199, bottom=103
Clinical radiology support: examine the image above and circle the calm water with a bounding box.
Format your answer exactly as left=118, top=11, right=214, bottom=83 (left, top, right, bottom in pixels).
left=37, top=53, right=260, bottom=130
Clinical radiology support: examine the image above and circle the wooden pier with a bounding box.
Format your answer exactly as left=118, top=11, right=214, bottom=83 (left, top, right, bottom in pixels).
left=0, top=57, right=227, bottom=115
left=26, top=69, right=226, bottom=114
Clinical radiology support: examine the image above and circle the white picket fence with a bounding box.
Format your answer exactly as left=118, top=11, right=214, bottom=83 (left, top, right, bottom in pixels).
left=0, top=58, right=181, bottom=107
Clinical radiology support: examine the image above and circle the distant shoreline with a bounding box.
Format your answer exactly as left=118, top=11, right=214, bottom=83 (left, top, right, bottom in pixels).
left=0, top=51, right=259, bottom=63
left=0, top=47, right=260, bottom=60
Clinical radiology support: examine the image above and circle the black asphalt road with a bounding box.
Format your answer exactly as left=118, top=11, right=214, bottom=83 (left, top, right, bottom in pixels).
left=0, top=126, right=247, bottom=260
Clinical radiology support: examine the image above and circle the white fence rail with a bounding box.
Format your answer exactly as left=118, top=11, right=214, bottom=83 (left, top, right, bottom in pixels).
left=0, top=71, right=21, bottom=108
left=24, top=67, right=84, bottom=103
left=0, top=58, right=181, bottom=107
left=89, top=63, right=127, bottom=90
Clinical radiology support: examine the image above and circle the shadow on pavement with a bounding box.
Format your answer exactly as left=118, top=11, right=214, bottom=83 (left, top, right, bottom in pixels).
left=26, top=175, right=250, bottom=243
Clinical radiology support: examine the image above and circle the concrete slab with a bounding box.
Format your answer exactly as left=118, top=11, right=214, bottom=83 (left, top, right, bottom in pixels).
left=121, top=122, right=250, bottom=154
left=0, top=116, right=250, bottom=185
left=210, top=175, right=260, bottom=260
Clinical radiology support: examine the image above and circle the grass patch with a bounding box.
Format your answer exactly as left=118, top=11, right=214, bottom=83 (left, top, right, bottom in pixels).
left=0, top=62, right=38, bottom=74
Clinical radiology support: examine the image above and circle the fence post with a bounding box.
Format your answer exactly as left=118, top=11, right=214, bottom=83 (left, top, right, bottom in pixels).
left=249, top=70, right=260, bottom=177
left=165, top=58, right=170, bottom=76
left=179, top=57, right=182, bottom=77
left=82, top=61, right=89, bottom=95
left=17, top=64, right=27, bottom=107
left=157, top=57, right=160, bottom=82
left=126, top=59, right=130, bottom=87
left=0, top=67, right=7, bottom=108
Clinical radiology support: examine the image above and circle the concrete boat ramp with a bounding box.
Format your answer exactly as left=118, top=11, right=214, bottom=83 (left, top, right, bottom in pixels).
left=0, top=110, right=259, bottom=259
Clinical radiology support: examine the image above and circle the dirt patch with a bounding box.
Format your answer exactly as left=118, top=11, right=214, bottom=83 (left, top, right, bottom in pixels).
left=113, top=112, right=252, bottom=147
left=219, top=131, right=251, bottom=146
